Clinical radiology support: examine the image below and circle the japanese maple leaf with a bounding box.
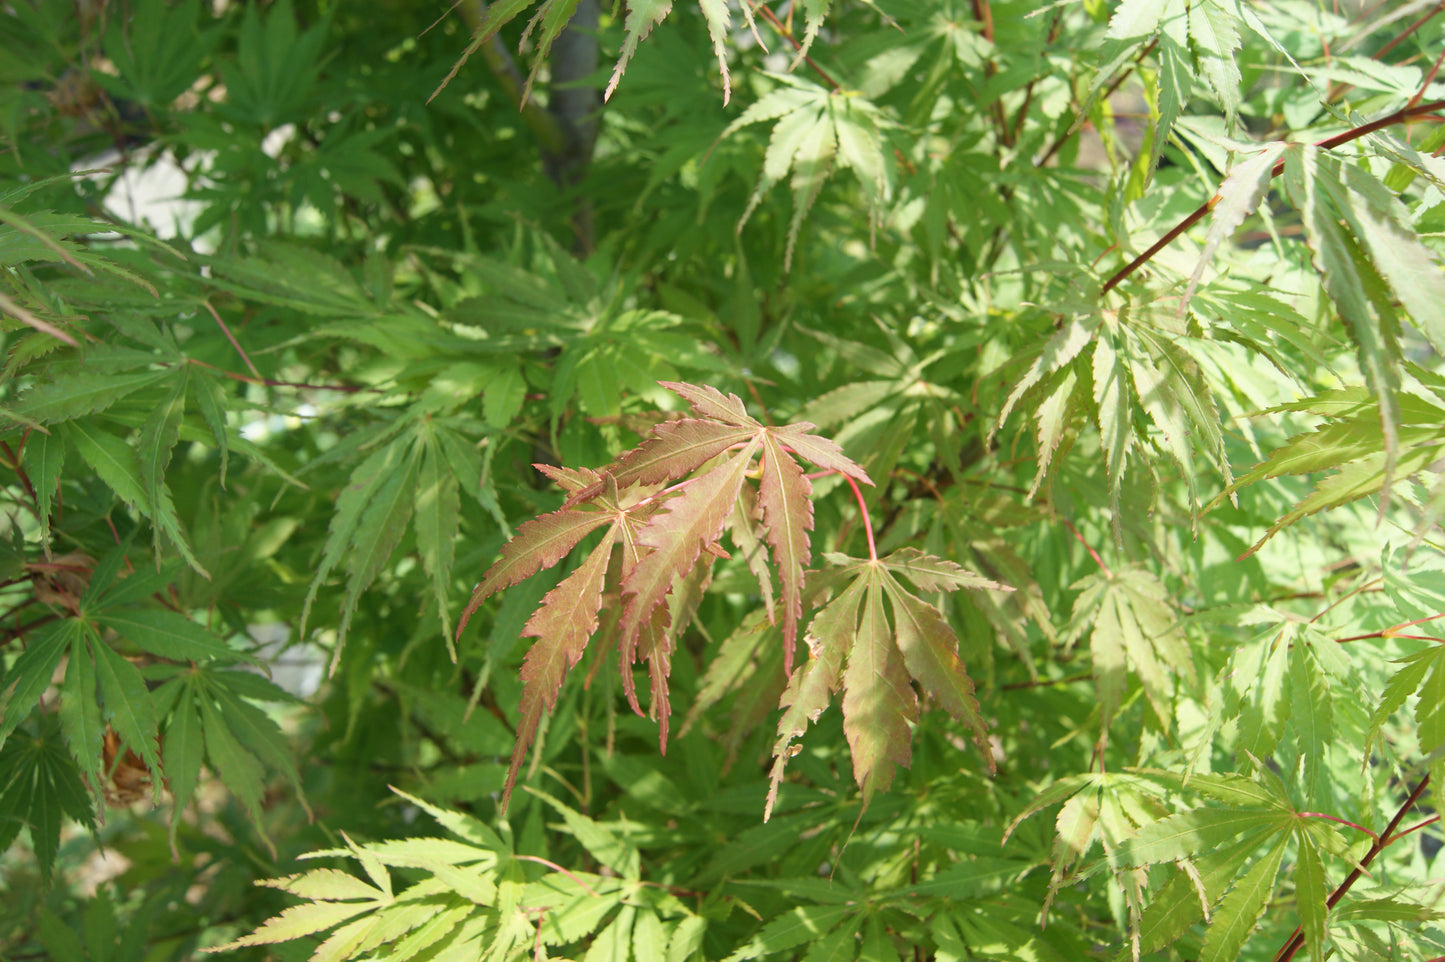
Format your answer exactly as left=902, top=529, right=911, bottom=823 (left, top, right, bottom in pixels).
left=457, top=382, right=873, bottom=811
left=765, top=549, right=1007, bottom=819
left=458, top=472, right=656, bottom=810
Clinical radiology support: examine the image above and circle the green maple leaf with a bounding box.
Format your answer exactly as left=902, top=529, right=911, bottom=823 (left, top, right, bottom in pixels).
left=0, top=717, right=97, bottom=883
left=723, top=77, right=892, bottom=269
left=765, top=549, right=1006, bottom=819
left=1065, top=566, right=1187, bottom=739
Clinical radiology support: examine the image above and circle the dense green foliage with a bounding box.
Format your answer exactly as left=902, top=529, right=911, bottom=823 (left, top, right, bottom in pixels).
left=3, top=0, right=1445, bottom=959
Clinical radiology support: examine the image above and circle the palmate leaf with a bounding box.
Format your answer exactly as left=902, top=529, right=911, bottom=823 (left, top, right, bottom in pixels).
left=724, top=904, right=854, bottom=962
left=1370, top=646, right=1445, bottom=761
left=1198, top=835, right=1288, bottom=962
left=1093, top=0, right=1242, bottom=168
left=0, top=719, right=97, bottom=883
left=531, top=787, right=641, bottom=880
left=1093, top=331, right=1134, bottom=533
left=766, top=579, right=862, bottom=820
left=306, top=420, right=482, bottom=671
left=0, top=617, right=75, bottom=747
left=65, top=420, right=151, bottom=516
left=1089, top=768, right=1363, bottom=961
left=58, top=631, right=104, bottom=802
left=1328, top=154, right=1445, bottom=358
left=1294, top=833, right=1329, bottom=962
left=1180, top=143, right=1285, bottom=320
left=724, top=76, right=892, bottom=269
left=766, top=549, right=1004, bottom=818
left=161, top=697, right=202, bottom=856
left=138, top=665, right=309, bottom=860
left=459, top=382, right=882, bottom=812
left=334, top=446, right=421, bottom=672
left=458, top=479, right=616, bottom=631
left=11, top=369, right=170, bottom=423
left=617, top=440, right=758, bottom=726
left=883, top=578, right=992, bottom=767
left=1187, top=0, right=1242, bottom=126
left=842, top=581, right=917, bottom=805
left=206, top=901, right=380, bottom=952
left=198, top=691, right=273, bottom=854
left=997, top=308, right=1230, bottom=514
left=415, top=433, right=461, bottom=644
left=137, top=370, right=207, bottom=576
left=91, top=635, right=164, bottom=784
left=98, top=606, right=259, bottom=667
left=1135, top=836, right=1259, bottom=955
left=755, top=432, right=812, bottom=672
left=994, top=318, right=1096, bottom=436
left=1029, top=784, right=1268, bottom=959
left=600, top=418, right=757, bottom=498
left=1066, top=567, right=1185, bottom=738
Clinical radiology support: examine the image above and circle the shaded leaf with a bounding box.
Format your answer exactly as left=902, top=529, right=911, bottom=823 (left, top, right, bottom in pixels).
left=766, top=578, right=864, bottom=820
left=1199, top=834, right=1287, bottom=962
left=842, top=580, right=917, bottom=805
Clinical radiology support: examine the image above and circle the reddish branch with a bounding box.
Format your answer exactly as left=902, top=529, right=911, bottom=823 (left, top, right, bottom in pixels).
left=0, top=440, right=38, bottom=505
left=1373, top=1, right=1444, bottom=64
left=1010, top=12, right=1065, bottom=145
left=1272, top=775, right=1433, bottom=962
left=1035, top=39, right=1158, bottom=171
left=1337, top=611, right=1445, bottom=644
left=843, top=474, right=878, bottom=561
left=183, top=357, right=374, bottom=395
left=753, top=3, right=840, bottom=91
left=202, top=299, right=262, bottom=380
left=1410, top=44, right=1445, bottom=109
left=1060, top=515, right=1112, bottom=578
left=1101, top=99, right=1445, bottom=296
left=968, top=0, right=1011, bottom=142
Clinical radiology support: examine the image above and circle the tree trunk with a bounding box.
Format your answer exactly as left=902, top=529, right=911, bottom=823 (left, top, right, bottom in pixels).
left=542, top=0, right=600, bottom=252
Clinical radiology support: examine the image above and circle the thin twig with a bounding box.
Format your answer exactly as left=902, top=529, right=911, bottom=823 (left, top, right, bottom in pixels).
left=1337, top=610, right=1445, bottom=642
left=1310, top=577, right=1385, bottom=624
left=989, top=37, right=1155, bottom=268
left=512, top=854, right=601, bottom=897
left=1013, top=10, right=1069, bottom=145
left=201, top=299, right=262, bottom=380
left=754, top=3, right=841, bottom=91
left=1101, top=99, right=1445, bottom=295
left=184, top=357, right=375, bottom=394
left=743, top=378, right=776, bottom=426
left=1297, top=811, right=1377, bottom=843
left=1060, top=516, right=1111, bottom=578
left=1273, top=776, right=1432, bottom=962
left=0, top=441, right=38, bottom=505
left=969, top=0, right=1011, bottom=143
left=1408, top=42, right=1445, bottom=108
left=1, top=613, right=58, bottom=642
left=1035, top=39, right=1158, bottom=170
